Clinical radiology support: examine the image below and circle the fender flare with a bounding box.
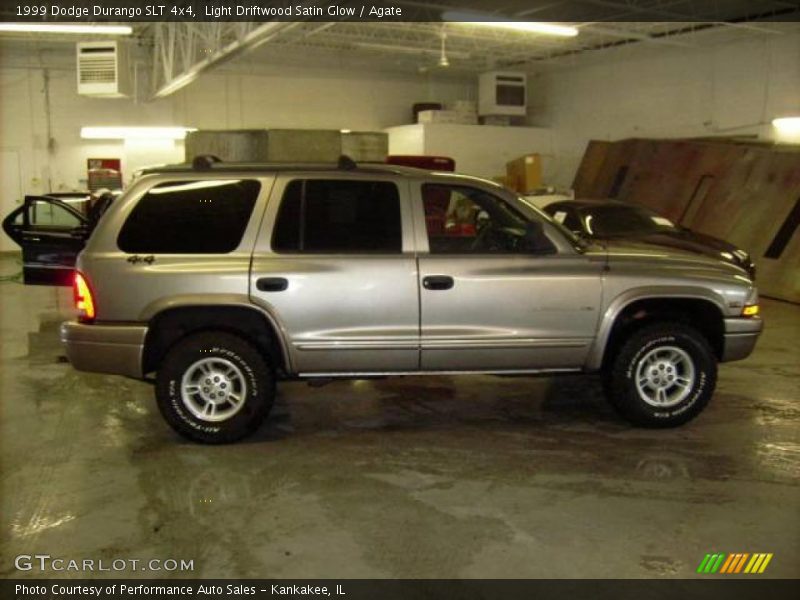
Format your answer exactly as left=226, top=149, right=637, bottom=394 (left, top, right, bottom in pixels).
left=586, top=285, right=728, bottom=371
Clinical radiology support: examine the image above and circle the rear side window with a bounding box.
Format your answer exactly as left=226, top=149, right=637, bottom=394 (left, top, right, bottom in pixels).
left=272, top=179, right=401, bottom=253
left=118, top=179, right=260, bottom=253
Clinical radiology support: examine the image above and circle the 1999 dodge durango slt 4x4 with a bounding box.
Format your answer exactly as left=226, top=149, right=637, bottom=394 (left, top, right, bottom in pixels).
left=6, top=157, right=763, bottom=443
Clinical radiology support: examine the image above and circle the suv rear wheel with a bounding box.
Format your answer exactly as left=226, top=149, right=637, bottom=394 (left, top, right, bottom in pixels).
left=155, top=332, right=274, bottom=443
left=605, top=323, right=717, bottom=427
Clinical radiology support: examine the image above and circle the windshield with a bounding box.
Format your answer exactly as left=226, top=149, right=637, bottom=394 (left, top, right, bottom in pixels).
left=582, top=204, right=676, bottom=237
left=517, top=194, right=587, bottom=250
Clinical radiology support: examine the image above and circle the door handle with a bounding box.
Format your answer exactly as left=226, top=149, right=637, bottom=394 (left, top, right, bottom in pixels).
left=256, top=277, right=289, bottom=292
left=422, top=275, right=454, bottom=291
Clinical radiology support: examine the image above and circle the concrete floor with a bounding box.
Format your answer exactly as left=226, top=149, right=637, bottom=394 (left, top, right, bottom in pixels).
left=1, top=256, right=798, bottom=579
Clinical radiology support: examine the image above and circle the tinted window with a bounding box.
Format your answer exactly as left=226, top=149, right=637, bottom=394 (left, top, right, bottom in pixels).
left=272, top=179, right=402, bottom=253
left=118, top=179, right=259, bottom=253
left=584, top=204, right=676, bottom=237
left=547, top=205, right=582, bottom=232
left=422, top=184, right=555, bottom=255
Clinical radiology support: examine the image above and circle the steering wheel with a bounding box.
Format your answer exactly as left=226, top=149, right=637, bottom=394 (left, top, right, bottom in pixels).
left=470, top=223, right=516, bottom=252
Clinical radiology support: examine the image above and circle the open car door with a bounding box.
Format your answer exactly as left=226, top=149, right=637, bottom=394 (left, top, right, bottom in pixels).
left=2, top=195, right=90, bottom=286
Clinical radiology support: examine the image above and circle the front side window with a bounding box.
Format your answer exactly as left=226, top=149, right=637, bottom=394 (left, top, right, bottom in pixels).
left=422, top=184, right=555, bottom=255
left=118, top=179, right=260, bottom=254
left=29, top=200, right=83, bottom=228
left=272, top=179, right=402, bottom=254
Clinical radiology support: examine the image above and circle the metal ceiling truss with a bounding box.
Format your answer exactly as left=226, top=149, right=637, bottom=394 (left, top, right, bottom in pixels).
left=151, top=21, right=302, bottom=98
left=6, top=1, right=790, bottom=95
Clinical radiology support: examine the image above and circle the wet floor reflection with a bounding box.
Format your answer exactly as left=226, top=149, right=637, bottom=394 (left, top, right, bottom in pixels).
left=1, top=292, right=798, bottom=578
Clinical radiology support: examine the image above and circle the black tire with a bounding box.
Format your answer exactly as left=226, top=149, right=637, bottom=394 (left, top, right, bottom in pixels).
left=605, top=323, right=717, bottom=428
left=155, top=332, right=274, bottom=443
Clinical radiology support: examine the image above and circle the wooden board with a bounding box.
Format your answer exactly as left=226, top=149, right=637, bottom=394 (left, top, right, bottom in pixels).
left=572, top=138, right=800, bottom=303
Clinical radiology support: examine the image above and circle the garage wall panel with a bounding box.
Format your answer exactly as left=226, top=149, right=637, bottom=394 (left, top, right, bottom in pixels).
left=573, top=138, right=800, bottom=302
left=532, top=26, right=800, bottom=188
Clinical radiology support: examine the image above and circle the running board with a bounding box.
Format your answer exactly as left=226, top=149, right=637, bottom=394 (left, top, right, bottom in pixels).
left=300, top=368, right=582, bottom=379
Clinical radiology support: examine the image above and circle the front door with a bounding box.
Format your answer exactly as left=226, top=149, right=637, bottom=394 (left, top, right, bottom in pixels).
left=251, top=175, right=419, bottom=374
left=2, top=195, right=89, bottom=286
left=415, top=182, right=603, bottom=371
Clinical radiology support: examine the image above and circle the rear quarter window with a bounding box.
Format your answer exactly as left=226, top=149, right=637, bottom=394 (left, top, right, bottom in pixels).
left=117, top=179, right=260, bottom=254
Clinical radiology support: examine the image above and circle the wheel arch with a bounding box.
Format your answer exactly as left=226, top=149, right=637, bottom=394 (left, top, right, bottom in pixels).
left=141, top=298, right=292, bottom=376
left=588, top=287, right=727, bottom=371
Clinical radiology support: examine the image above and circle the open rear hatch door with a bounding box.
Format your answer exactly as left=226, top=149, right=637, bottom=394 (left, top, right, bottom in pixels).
left=2, top=194, right=90, bottom=286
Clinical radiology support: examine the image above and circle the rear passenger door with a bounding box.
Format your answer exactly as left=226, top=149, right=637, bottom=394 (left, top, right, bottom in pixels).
left=81, top=177, right=269, bottom=321
left=251, top=174, right=419, bottom=374
left=2, top=195, right=89, bottom=286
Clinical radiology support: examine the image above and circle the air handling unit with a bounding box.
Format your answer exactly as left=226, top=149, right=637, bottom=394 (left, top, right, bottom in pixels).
left=77, top=41, right=130, bottom=97
left=478, top=71, right=527, bottom=117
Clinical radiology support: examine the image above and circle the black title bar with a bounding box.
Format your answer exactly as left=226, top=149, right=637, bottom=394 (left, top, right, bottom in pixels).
left=2, top=0, right=799, bottom=23
left=4, top=579, right=800, bottom=600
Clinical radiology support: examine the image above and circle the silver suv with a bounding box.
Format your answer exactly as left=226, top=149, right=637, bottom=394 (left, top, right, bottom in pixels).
left=5, top=157, right=763, bottom=443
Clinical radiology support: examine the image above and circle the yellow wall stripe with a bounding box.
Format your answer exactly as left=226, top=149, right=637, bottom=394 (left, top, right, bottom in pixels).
left=744, top=554, right=760, bottom=573
left=757, top=554, right=773, bottom=574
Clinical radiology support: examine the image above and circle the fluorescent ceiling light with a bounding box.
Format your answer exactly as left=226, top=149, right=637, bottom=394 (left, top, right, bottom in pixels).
left=0, top=23, right=132, bottom=35
left=442, top=12, right=578, bottom=37
left=772, top=117, right=800, bottom=134
left=81, top=127, right=196, bottom=140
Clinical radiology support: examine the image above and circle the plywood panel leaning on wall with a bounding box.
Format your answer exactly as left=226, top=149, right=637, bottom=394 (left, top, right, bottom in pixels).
left=572, top=137, right=800, bottom=303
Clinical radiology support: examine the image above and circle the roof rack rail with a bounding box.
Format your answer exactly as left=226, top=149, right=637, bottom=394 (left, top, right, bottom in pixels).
left=192, top=155, right=222, bottom=170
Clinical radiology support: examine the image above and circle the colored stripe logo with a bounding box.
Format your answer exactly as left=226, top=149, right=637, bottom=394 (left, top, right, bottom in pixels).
left=697, top=553, right=773, bottom=574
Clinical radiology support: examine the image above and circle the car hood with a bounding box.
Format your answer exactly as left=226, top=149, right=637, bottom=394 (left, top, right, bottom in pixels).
left=587, top=239, right=750, bottom=279
left=603, top=229, right=753, bottom=270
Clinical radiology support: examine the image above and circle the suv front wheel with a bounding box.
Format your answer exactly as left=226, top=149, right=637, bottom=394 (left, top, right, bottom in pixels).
left=155, top=332, right=275, bottom=443
left=605, top=323, right=717, bottom=427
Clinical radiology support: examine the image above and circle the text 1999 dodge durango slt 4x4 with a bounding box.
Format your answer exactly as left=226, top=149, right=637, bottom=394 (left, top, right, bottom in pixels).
left=23, top=157, right=765, bottom=443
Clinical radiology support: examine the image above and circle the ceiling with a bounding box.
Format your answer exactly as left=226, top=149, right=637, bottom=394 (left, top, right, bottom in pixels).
left=241, top=19, right=800, bottom=73
left=1, top=0, right=798, bottom=93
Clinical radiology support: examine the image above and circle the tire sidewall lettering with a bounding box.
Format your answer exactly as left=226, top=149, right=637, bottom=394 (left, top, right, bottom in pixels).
left=166, top=346, right=258, bottom=432
left=624, top=333, right=708, bottom=420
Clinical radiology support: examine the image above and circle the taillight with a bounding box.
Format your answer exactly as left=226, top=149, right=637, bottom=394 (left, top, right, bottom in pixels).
left=74, top=271, right=96, bottom=322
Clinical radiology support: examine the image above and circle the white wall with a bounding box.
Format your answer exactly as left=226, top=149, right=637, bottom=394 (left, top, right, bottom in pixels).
left=529, top=28, right=800, bottom=187
left=171, top=64, right=474, bottom=132
left=0, top=42, right=474, bottom=200
left=0, top=48, right=181, bottom=197
left=386, top=123, right=554, bottom=179
left=3, top=27, right=798, bottom=211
